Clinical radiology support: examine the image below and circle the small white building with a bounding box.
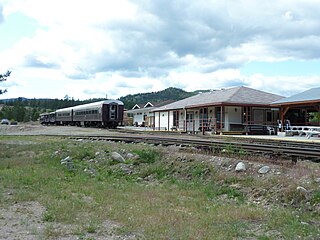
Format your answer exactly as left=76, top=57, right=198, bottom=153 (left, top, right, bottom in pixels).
left=152, top=86, right=284, bottom=134
left=125, top=102, right=171, bottom=127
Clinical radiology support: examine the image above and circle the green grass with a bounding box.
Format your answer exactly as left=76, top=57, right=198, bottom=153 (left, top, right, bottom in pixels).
left=0, top=135, right=319, bottom=239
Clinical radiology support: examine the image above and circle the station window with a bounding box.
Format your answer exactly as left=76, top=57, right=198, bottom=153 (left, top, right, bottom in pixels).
left=266, top=111, right=272, bottom=122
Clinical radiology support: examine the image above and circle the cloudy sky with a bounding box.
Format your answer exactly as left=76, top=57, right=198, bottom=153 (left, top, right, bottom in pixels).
left=1, top=0, right=320, bottom=100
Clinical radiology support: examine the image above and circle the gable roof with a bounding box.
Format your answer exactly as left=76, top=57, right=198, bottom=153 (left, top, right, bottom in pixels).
left=153, top=86, right=284, bottom=111
left=144, top=102, right=154, bottom=108
left=272, top=87, right=320, bottom=105
left=132, top=104, right=143, bottom=110
left=126, top=100, right=175, bottom=114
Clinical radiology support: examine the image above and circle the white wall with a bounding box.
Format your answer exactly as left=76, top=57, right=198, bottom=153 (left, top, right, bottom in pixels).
left=154, top=111, right=188, bottom=131
left=225, top=107, right=242, bottom=131
left=133, top=113, right=144, bottom=125
left=154, top=111, right=172, bottom=130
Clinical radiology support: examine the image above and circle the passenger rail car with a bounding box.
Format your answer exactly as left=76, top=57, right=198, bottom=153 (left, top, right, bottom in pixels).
left=40, top=100, right=124, bottom=128
left=39, top=112, right=56, bottom=125
left=56, top=106, right=73, bottom=125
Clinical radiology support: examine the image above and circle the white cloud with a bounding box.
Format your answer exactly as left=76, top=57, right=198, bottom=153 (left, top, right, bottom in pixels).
left=1, top=0, right=320, bottom=100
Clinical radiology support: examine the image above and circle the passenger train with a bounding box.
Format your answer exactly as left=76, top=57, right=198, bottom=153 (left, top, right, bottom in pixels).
left=40, top=100, right=124, bottom=128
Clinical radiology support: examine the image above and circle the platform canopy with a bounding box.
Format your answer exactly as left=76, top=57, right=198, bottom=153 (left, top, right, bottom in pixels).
left=272, top=87, right=320, bottom=107
left=272, top=87, right=320, bottom=128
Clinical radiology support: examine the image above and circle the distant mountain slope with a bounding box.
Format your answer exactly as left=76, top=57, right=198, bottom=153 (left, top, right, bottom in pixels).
left=0, top=87, right=212, bottom=112
left=119, top=87, right=211, bottom=109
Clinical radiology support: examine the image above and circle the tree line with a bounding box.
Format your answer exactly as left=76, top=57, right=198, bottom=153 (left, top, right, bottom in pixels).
left=0, top=97, right=107, bottom=122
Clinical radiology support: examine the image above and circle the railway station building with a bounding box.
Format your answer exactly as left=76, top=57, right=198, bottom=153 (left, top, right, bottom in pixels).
left=151, top=86, right=284, bottom=135
left=125, top=101, right=173, bottom=127
left=271, top=87, right=320, bottom=131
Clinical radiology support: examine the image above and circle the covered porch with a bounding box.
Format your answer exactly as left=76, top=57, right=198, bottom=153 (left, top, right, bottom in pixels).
left=272, top=87, right=320, bottom=132
left=153, top=105, right=279, bottom=135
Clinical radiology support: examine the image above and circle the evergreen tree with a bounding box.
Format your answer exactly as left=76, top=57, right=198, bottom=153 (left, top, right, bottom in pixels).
left=0, top=70, right=11, bottom=95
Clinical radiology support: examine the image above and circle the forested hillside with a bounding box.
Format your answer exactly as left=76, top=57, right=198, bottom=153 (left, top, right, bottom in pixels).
left=119, top=87, right=208, bottom=109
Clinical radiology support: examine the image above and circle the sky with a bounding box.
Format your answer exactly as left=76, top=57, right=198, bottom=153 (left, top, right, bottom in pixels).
left=0, top=0, right=320, bottom=100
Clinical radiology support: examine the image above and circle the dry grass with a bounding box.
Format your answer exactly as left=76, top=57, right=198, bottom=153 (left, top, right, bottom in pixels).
left=0, top=135, right=319, bottom=239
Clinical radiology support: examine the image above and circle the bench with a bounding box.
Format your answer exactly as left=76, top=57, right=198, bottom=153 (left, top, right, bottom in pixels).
left=245, top=125, right=269, bottom=135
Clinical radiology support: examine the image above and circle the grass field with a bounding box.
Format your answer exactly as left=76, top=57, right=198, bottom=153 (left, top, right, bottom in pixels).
left=0, top=135, right=319, bottom=239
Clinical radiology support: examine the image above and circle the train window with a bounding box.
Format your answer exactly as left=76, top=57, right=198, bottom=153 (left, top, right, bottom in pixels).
left=110, top=105, right=116, bottom=119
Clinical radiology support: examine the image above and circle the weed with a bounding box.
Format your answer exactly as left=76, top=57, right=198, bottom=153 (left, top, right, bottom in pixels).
left=86, top=221, right=98, bottom=233
left=221, top=144, right=247, bottom=157
left=257, top=236, right=272, bottom=240
left=223, top=175, right=255, bottom=186
left=310, top=190, right=320, bottom=205
left=132, top=149, right=160, bottom=164
left=73, top=146, right=95, bottom=160
left=282, top=185, right=308, bottom=206
left=191, top=165, right=205, bottom=178
left=223, top=144, right=236, bottom=154
left=140, top=164, right=169, bottom=180
left=238, top=148, right=247, bottom=157
left=203, top=182, right=245, bottom=202
left=42, top=211, right=55, bottom=222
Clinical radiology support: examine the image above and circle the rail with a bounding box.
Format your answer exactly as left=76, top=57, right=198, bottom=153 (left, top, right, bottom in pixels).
left=68, top=134, right=320, bottom=162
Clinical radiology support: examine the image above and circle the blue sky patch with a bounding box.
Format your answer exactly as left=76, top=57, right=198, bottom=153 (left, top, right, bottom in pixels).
left=0, top=12, right=39, bottom=51
left=240, top=60, right=320, bottom=76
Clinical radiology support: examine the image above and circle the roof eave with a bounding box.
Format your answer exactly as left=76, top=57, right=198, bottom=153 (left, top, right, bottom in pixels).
left=271, top=99, right=320, bottom=107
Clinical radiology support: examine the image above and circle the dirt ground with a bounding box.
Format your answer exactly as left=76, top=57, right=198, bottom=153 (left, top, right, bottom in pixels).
left=0, top=123, right=118, bottom=136
left=0, top=124, right=140, bottom=239
left=0, top=199, right=136, bottom=240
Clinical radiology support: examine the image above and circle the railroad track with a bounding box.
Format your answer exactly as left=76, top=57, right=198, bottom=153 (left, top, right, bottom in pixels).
left=69, top=134, right=320, bottom=162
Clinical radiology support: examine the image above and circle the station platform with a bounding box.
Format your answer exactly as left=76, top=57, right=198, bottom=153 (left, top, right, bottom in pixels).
left=223, top=133, right=320, bottom=143
left=119, top=126, right=320, bottom=143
